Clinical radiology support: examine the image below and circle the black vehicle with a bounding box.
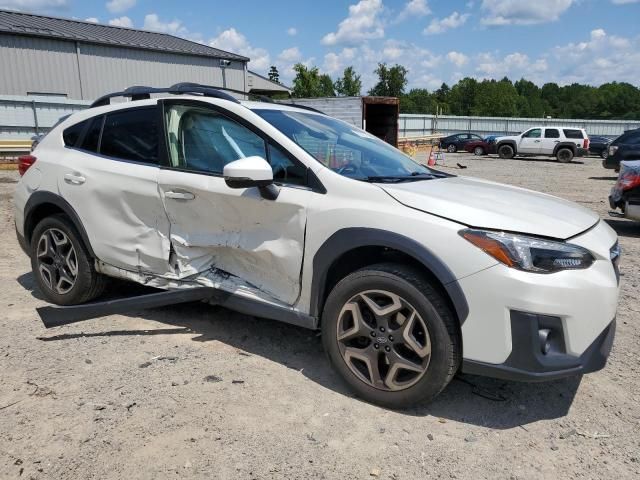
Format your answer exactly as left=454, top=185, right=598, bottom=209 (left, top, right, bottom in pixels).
left=588, top=135, right=612, bottom=159
left=603, top=128, right=640, bottom=170
left=439, top=132, right=483, bottom=153
left=609, top=161, right=640, bottom=222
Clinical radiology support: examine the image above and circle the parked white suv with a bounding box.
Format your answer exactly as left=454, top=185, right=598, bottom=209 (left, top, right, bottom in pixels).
left=496, top=127, right=590, bottom=162
left=14, top=85, right=620, bottom=408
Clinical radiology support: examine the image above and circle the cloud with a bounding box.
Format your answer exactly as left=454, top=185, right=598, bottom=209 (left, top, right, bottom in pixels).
left=397, top=0, right=431, bottom=22
left=277, top=47, right=303, bottom=63
left=321, top=0, right=385, bottom=46
left=475, top=51, right=547, bottom=78
left=610, top=0, right=639, bottom=3
left=424, top=11, right=469, bottom=35
left=480, top=0, right=574, bottom=26
left=106, top=0, right=135, bottom=14
left=143, top=13, right=188, bottom=35
left=108, top=16, right=133, bottom=28
left=323, top=47, right=358, bottom=74
left=446, top=51, right=469, bottom=67
left=286, top=27, right=297, bottom=36
left=85, top=17, right=99, bottom=23
left=209, top=28, right=270, bottom=70
left=0, top=0, right=68, bottom=11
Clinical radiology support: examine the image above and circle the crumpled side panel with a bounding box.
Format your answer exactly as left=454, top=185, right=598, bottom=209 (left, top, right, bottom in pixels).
left=611, top=160, right=640, bottom=203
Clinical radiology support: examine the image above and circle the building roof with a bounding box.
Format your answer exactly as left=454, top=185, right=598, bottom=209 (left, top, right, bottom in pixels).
left=247, top=70, right=292, bottom=93
left=0, top=9, right=249, bottom=62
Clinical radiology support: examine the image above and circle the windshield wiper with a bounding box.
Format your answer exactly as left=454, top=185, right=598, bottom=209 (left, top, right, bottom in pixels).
left=363, top=173, right=440, bottom=183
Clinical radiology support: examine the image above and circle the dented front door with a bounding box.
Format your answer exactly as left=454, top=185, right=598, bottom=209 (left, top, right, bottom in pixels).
left=157, top=101, right=310, bottom=305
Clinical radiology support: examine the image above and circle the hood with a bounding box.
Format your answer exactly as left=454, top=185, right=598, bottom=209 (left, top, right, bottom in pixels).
left=381, top=176, right=599, bottom=240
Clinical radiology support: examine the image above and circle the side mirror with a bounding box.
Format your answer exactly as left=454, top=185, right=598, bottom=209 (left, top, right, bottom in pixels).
left=223, top=156, right=279, bottom=200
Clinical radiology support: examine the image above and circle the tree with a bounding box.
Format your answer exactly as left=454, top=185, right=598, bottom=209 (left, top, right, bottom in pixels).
left=319, top=74, right=336, bottom=97
left=268, top=66, right=280, bottom=84
left=334, top=66, right=362, bottom=96
left=292, top=64, right=331, bottom=97
left=369, top=63, right=408, bottom=97
left=401, top=88, right=434, bottom=114
left=447, top=78, right=477, bottom=115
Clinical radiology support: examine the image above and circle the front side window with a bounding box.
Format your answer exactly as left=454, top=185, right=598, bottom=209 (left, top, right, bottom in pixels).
left=523, top=128, right=542, bottom=138
left=545, top=129, right=560, bottom=138
left=253, top=109, right=438, bottom=181
left=165, top=105, right=266, bottom=174
left=101, top=108, right=159, bottom=164
left=62, top=120, right=87, bottom=147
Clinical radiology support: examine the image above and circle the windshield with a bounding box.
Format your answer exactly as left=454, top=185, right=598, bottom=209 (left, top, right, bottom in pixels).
left=253, top=108, right=442, bottom=182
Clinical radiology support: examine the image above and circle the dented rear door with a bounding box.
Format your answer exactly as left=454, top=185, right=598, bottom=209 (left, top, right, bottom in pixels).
left=157, top=100, right=311, bottom=305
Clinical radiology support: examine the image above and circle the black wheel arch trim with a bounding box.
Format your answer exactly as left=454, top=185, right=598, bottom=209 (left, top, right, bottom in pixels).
left=496, top=140, right=517, bottom=154
left=553, top=142, right=577, bottom=155
left=309, top=227, right=469, bottom=325
left=24, top=191, right=96, bottom=258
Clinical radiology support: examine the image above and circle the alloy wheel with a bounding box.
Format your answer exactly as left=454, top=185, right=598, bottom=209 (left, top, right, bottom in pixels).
left=336, top=290, right=431, bottom=392
left=36, top=228, right=78, bottom=294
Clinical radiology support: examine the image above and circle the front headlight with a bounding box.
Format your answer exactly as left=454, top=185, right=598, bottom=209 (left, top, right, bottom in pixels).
left=460, top=229, right=594, bottom=273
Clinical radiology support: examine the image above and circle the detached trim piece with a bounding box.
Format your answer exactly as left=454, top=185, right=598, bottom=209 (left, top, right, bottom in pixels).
left=37, top=286, right=318, bottom=330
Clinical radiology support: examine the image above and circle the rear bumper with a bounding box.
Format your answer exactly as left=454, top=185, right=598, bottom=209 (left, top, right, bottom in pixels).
left=462, top=314, right=615, bottom=382
left=603, top=156, right=620, bottom=169
left=576, top=147, right=588, bottom=157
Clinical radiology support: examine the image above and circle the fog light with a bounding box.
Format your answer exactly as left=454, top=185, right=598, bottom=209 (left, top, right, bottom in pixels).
left=538, top=328, right=551, bottom=355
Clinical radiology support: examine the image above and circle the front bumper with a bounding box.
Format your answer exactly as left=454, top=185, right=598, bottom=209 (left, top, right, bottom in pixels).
left=462, top=314, right=615, bottom=382
left=454, top=220, right=619, bottom=379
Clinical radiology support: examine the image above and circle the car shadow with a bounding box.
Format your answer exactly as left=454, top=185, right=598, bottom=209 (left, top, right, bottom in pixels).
left=24, top=276, right=582, bottom=428
left=605, top=218, right=640, bottom=238
left=510, top=157, right=585, bottom=165
left=589, top=176, right=618, bottom=181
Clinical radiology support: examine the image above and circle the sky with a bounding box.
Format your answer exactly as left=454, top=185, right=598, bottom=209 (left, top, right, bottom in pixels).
left=1, top=0, right=639, bottom=91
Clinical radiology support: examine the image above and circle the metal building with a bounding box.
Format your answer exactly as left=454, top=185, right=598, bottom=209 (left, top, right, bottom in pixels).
left=0, top=9, right=290, bottom=100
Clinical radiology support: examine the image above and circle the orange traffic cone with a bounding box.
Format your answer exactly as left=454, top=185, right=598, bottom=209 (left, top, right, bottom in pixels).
left=427, top=150, right=436, bottom=166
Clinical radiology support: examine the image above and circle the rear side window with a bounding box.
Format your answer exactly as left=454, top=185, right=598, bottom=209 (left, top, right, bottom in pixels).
left=545, top=129, right=560, bottom=138
left=101, top=108, right=159, bottom=164
left=62, top=120, right=87, bottom=147
left=615, top=131, right=640, bottom=145
left=563, top=129, right=584, bottom=139
left=79, top=116, right=103, bottom=153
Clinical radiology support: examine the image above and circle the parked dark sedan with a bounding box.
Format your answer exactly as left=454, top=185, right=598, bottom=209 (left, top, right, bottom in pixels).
left=603, top=128, right=640, bottom=171
left=464, top=135, right=498, bottom=156
left=439, top=133, right=483, bottom=153
left=588, top=135, right=612, bottom=159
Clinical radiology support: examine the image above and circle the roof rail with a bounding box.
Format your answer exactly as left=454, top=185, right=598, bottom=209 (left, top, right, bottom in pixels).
left=90, top=83, right=241, bottom=108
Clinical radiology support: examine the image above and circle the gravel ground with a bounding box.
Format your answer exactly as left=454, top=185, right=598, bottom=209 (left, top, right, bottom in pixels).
left=1, top=153, right=639, bottom=480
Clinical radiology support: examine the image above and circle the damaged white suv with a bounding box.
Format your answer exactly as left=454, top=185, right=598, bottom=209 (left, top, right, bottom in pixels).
left=14, top=85, right=620, bottom=408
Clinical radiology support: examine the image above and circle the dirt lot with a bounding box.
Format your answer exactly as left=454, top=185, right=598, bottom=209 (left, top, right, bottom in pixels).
left=1, top=153, right=639, bottom=480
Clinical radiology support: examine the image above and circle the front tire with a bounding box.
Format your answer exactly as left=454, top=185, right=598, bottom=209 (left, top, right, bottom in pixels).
left=321, top=263, right=461, bottom=409
left=498, top=144, right=514, bottom=159
left=31, top=214, right=106, bottom=305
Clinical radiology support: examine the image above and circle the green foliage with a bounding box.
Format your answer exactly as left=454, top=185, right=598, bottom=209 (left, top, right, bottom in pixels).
left=291, top=64, right=336, bottom=97
left=397, top=74, right=640, bottom=119
left=334, top=66, right=362, bottom=97
left=369, top=63, right=408, bottom=97
left=268, top=66, right=280, bottom=84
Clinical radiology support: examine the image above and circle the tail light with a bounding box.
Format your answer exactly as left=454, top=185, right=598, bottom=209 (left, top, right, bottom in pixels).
left=18, top=155, right=37, bottom=176
left=583, top=138, right=590, bottom=149
left=618, top=172, right=640, bottom=192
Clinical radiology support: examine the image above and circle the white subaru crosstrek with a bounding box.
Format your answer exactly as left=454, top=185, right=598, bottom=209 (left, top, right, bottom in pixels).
left=14, top=85, right=620, bottom=408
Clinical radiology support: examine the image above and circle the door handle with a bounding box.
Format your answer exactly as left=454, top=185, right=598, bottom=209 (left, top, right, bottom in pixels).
left=165, top=190, right=195, bottom=200
left=63, top=173, right=86, bottom=185
left=554, top=140, right=560, bottom=143
left=534, top=140, right=541, bottom=143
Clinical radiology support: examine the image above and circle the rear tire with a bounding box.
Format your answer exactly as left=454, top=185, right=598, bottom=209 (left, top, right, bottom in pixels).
left=600, top=149, right=608, bottom=160
left=556, top=148, right=574, bottom=163
left=473, top=146, right=485, bottom=156
left=321, top=263, right=461, bottom=409
left=30, top=214, right=106, bottom=305
left=447, top=144, right=457, bottom=153
left=498, top=144, right=514, bottom=159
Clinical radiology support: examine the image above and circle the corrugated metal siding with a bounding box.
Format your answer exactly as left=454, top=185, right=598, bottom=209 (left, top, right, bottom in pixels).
left=0, top=95, right=88, bottom=139
left=247, top=72, right=291, bottom=93
left=77, top=44, right=245, bottom=99
left=400, top=114, right=640, bottom=138
left=288, top=97, right=363, bottom=128
left=0, top=34, right=82, bottom=98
